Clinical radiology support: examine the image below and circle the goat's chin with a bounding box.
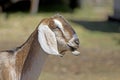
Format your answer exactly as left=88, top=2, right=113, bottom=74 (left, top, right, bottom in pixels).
left=71, top=50, right=80, bottom=56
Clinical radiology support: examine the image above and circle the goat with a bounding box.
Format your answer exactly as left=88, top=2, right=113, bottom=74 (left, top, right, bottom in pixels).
left=0, top=14, right=80, bottom=80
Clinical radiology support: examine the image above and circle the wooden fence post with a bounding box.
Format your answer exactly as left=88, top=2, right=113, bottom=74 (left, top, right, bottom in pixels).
left=30, top=0, right=39, bottom=14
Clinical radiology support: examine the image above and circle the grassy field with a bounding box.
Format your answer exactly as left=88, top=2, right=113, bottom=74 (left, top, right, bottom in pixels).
left=0, top=7, right=120, bottom=80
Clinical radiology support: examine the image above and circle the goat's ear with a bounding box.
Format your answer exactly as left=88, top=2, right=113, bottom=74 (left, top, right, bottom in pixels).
left=38, top=24, right=62, bottom=56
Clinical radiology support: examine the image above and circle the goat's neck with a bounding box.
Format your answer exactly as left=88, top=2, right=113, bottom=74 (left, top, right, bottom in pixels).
left=20, top=38, right=48, bottom=80
left=15, top=29, right=48, bottom=80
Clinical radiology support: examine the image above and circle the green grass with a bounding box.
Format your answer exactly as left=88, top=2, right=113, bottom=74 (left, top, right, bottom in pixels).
left=0, top=7, right=120, bottom=80
left=40, top=72, right=120, bottom=80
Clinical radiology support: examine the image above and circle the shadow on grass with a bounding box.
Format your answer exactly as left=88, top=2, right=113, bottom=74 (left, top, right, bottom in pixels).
left=71, top=20, right=120, bottom=33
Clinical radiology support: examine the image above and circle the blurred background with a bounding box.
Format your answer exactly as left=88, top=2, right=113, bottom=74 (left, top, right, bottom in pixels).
left=0, top=0, right=120, bottom=80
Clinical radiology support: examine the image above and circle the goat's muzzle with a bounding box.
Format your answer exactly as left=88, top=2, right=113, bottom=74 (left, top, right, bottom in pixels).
left=67, top=37, right=80, bottom=56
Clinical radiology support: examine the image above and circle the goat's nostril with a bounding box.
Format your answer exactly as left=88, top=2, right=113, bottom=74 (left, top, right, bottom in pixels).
left=74, top=39, right=79, bottom=45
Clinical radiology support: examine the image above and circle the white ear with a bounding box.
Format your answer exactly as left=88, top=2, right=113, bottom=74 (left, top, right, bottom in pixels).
left=38, top=24, right=62, bottom=56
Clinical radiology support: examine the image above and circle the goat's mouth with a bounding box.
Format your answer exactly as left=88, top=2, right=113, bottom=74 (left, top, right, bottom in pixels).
left=58, top=44, right=80, bottom=57
left=67, top=44, right=77, bottom=51
left=67, top=44, right=80, bottom=56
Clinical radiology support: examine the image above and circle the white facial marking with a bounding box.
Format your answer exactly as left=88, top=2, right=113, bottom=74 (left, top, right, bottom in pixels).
left=53, top=19, right=72, bottom=40
left=53, top=19, right=63, bottom=29
left=53, top=19, right=66, bottom=36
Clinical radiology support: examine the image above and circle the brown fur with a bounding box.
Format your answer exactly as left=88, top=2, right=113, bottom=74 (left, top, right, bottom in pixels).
left=0, top=14, right=79, bottom=80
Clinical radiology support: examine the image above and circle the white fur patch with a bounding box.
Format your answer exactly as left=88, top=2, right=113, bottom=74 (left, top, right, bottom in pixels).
left=53, top=19, right=63, bottom=29
left=38, top=24, right=62, bottom=56
left=53, top=19, right=72, bottom=40
left=0, top=52, right=18, bottom=80
left=53, top=19, right=66, bottom=35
